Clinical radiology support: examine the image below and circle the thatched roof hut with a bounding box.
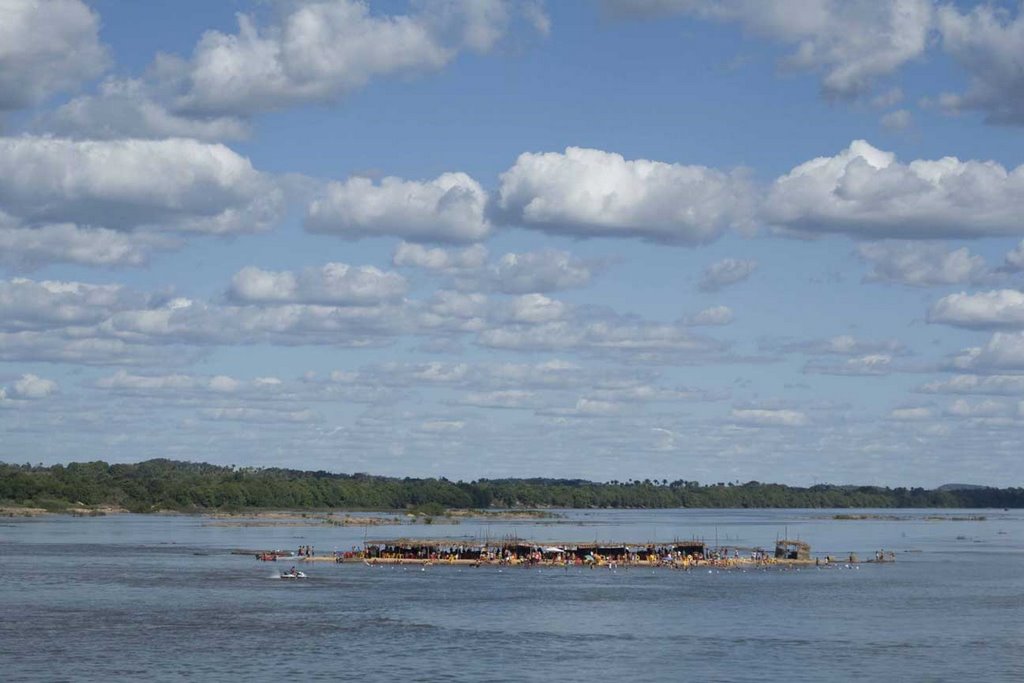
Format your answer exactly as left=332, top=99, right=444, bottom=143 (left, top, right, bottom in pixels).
left=774, top=539, right=811, bottom=560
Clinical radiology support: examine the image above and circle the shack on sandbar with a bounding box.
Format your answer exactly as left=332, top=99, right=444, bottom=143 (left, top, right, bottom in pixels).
left=775, top=539, right=811, bottom=561
left=362, top=538, right=492, bottom=563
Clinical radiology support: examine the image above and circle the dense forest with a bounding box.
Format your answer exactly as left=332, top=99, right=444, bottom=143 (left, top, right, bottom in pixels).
left=1, top=459, right=1022, bottom=512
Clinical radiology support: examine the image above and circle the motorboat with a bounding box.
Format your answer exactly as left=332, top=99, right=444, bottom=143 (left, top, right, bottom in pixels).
left=279, top=569, right=307, bottom=579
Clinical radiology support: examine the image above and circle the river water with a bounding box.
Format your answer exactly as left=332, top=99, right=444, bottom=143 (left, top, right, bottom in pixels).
left=2, top=509, right=1022, bottom=682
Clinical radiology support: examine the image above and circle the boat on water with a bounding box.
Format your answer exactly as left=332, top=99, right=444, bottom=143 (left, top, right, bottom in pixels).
left=279, top=569, right=307, bottom=579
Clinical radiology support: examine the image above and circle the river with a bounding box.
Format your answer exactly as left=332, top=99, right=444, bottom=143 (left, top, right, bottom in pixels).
left=2, top=508, right=1021, bottom=682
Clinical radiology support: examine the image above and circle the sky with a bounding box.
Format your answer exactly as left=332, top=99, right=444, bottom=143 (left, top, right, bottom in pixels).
left=3, top=0, right=1024, bottom=487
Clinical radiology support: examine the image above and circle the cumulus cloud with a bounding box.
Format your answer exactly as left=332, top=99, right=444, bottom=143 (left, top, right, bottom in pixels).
left=498, top=147, right=756, bottom=244
left=228, top=263, right=407, bottom=306
left=161, top=0, right=541, bottom=116
left=603, top=0, right=933, bottom=98
left=0, top=278, right=138, bottom=332
left=11, top=374, right=58, bottom=399
left=0, top=330, right=193, bottom=366
left=857, top=241, right=990, bottom=287
left=94, top=370, right=290, bottom=398
left=945, top=398, right=1014, bottom=418
left=395, top=243, right=599, bottom=294
left=929, top=290, right=1024, bottom=329
left=804, top=354, right=893, bottom=376
left=1005, top=241, right=1024, bottom=272
left=0, top=0, right=108, bottom=110
left=937, top=4, right=1024, bottom=125
left=918, top=374, right=1024, bottom=396
left=951, top=332, right=1024, bottom=373
left=763, top=140, right=1024, bottom=240
left=0, top=220, right=175, bottom=269
left=730, top=408, right=808, bottom=427
left=698, top=258, right=757, bottom=291
left=306, top=172, right=490, bottom=242
left=487, top=250, right=595, bottom=293
left=40, top=78, right=250, bottom=141
left=199, top=407, right=318, bottom=424
left=418, top=419, right=465, bottom=433
left=687, top=305, right=734, bottom=326
left=541, top=397, right=623, bottom=418
left=497, top=293, right=568, bottom=325
left=0, top=137, right=282, bottom=235
left=479, top=317, right=722, bottom=356
left=393, top=242, right=489, bottom=272
left=880, top=109, right=912, bottom=131
left=889, top=406, right=932, bottom=421
left=453, top=389, right=537, bottom=409
left=771, top=334, right=904, bottom=357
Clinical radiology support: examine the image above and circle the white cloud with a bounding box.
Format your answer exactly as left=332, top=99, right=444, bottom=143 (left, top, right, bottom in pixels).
left=698, top=258, right=757, bottom=291
left=395, top=243, right=599, bottom=294
left=804, top=353, right=893, bottom=376
left=937, top=4, right=1024, bottom=125
left=454, top=390, right=536, bottom=409
left=498, top=147, right=756, bottom=244
left=880, top=109, right=912, bottom=131
left=542, top=397, right=622, bottom=418
left=163, top=0, right=539, bottom=116
left=499, top=293, right=567, bottom=324
left=95, top=370, right=292, bottom=399
left=0, top=137, right=282, bottom=235
left=603, top=0, right=933, bottom=98
left=393, top=242, right=488, bottom=271
left=945, top=398, right=1013, bottom=418
left=11, top=374, right=58, bottom=399
left=488, top=250, right=595, bottom=293
left=478, top=316, right=724, bottom=357
left=586, top=384, right=717, bottom=403
left=0, top=330, right=189, bottom=366
left=951, top=332, right=1024, bottom=373
left=200, top=407, right=318, bottom=424
left=687, top=305, right=734, bottom=326
left=0, top=278, right=137, bottom=331
left=871, top=87, right=904, bottom=109
left=419, top=419, right=465, bottom=433
left=0, top=220, right=174, bottom=269
left=41, top=78, right=249, bottom=141
left=731, top=408, right=808, bottom=427
left=919, top=374, right=1024, bottom=396
left=0, top=0, right=108, bottom=110
left=857, top=241, right=990, bottom=286
left=97, top=370, right=204, bottom=393
left=889, top=406, right=932, bottom=421
left=774, top=334, right=904, bottom=356
left=929, top=290, right=1024, bottom=329
left=306, top=172, right=490, bottom=242
left=1005, top=240, right=1024, bottom=272
left=764, top=140, right=1024, bottom=239
left=228, top=263, right=407, bottom=305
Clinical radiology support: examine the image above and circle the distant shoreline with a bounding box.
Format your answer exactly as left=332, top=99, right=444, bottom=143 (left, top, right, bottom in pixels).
left=3, top=459, right=1022, bottom=513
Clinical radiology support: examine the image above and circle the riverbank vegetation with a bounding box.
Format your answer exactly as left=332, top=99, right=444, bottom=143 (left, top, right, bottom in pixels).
left=1, top=459, right=1022, bottom=513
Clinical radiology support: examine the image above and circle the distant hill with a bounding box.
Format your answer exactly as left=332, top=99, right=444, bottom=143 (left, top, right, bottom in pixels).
left=937, top=483, right=989, bottom=491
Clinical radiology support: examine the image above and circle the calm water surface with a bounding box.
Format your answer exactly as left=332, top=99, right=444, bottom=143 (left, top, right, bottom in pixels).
left=2, top=509, right=1022, bottom=682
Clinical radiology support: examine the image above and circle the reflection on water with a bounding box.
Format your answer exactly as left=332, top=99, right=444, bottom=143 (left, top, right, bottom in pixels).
left=2, top=509, right=1022, bottom=682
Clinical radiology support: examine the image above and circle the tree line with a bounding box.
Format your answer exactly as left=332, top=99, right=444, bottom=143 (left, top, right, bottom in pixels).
left=2, top=459, right=1022, bottom=512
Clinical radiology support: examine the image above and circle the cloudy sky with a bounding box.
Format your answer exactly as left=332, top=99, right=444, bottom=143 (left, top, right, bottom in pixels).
left=3, top=0, right=1024, bottom=486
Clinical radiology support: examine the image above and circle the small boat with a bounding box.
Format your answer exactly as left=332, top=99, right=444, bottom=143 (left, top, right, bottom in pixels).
left=279, top=569, right=307, bottom=579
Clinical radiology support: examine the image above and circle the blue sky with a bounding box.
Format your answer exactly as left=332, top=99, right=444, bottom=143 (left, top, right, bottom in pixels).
left=3, top=0, right=1024, bottom=486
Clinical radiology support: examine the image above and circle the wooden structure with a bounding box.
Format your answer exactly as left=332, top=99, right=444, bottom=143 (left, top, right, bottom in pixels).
left=774, top=539, right=811, bottom=561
